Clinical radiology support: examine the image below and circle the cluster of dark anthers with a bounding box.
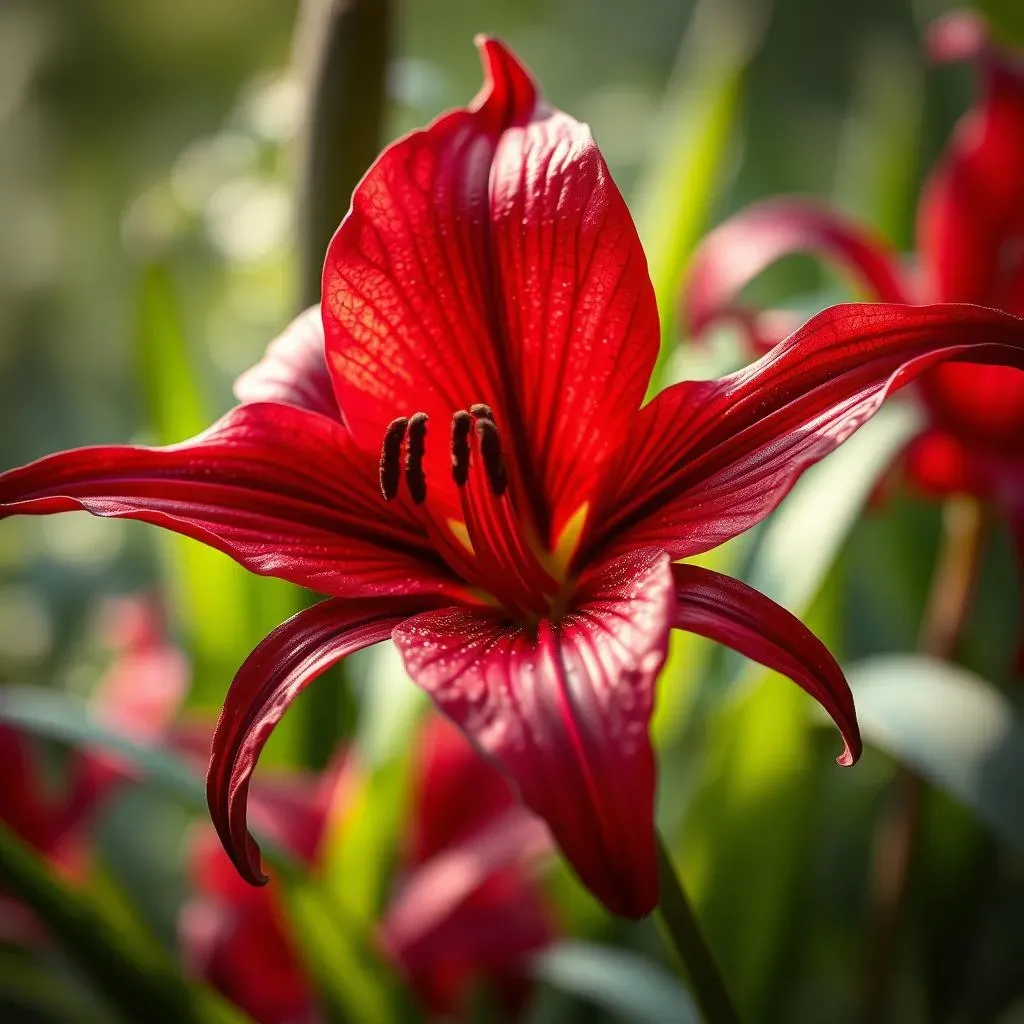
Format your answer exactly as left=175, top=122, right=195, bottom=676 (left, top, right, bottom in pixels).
left=379, top=403, right=508, bottom=504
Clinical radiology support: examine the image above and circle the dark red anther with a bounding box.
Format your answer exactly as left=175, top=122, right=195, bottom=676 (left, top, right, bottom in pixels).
left=475, top=417, right=508, bottom=497
left=451, top=410, right=472, bottom=487
left=379, top=417, right=408, bottom=501
left=469, top=403, right=495, bottom=422
left=405, top=412, right=429, bottom=505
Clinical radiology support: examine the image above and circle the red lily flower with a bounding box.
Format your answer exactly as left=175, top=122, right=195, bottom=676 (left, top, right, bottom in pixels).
left=5, top=37, right=1024, bottom=918
left=0, top=596, right=187, bottom=941
left=0, top=596, right=188, bottom=871
left=684, top=10, right=1024, bottom=613
left=181, top=715, right=553, bottom=1022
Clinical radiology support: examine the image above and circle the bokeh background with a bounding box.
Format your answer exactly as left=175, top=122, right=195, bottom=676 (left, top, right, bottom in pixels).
left=1, top=1, right=1023, bottom=1022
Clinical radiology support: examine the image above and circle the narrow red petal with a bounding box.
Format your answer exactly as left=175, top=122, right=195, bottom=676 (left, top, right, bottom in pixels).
left=393, top=549, right=674, bottom=918
left=322, top=37, right=656, bottom=541
left=684, top=197, right=912, bottom=339
left=597, top=303, right=1024, bottom=561
left=233, top=307, right=340, bottom=421
left=207, top=599, right=415, bottom=884
left=0, top=402, right=459, bottom=601
left=672, top=563, right=860, bottom=765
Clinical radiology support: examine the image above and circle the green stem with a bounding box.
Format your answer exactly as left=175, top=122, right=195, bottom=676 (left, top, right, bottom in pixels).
left=290, top=0, right=391, bottom=766
left=858, top=496, right=986, bottom=1024
left=656, top=831, right=742, bottom=1024
left=293, top=0, right=391, bottom=309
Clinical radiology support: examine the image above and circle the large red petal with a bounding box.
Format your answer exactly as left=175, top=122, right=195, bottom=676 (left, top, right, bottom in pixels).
left=596, top=303, right=1024, bottom=561
left=233, top=306, right=340, bottom=421
left=672, top=563, right=860, bottom=765
left=207, top=598, right=416, bottom=884
left=322, top=39, right=537, bottom=502
left=0, top=402, right=460, bottom=601
left=393, top=549, right=674, bottom=919
left=683, top=197, right=912, bottom=340
left=487, top=98, right=659, bottom=543
left=322, top=37, right=657, bottom=540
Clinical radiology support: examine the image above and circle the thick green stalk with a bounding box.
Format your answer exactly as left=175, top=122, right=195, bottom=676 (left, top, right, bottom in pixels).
left=291, top=0, right=391, bottom=766
left=859, top=497, right=986, bottom=1023
left=294, top=0, right=391, bottom=309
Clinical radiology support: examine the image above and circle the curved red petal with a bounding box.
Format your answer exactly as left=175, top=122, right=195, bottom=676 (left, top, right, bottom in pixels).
left=672, top=563, right=860, bottom=765
left=322, top=37, right=656, bottom=540
left=597, top=303, right=1024, bottom=561
left=684, top=197, right=912, bottom=339
left=207, top=599, right=414, bottom=884
left=233, top=307, right=340, bottom=421
left=0, top=402, right=460, bottom=601
left=393, top=549, right=674, bottom=919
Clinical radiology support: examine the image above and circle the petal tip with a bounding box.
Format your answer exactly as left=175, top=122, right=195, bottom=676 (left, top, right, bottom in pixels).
left=835, top=739, right=861, bottom=767
left=240, top=835, right=269, bottom=887
left=472, top=34, right=538, bottom=122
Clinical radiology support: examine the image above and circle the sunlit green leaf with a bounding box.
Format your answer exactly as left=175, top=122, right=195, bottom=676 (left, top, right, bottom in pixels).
left=846, top=654, right=1024, bottom=852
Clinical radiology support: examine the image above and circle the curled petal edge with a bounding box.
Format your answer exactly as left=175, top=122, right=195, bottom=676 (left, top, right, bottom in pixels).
left=207, top=599, right=420, bottom=884
left=672, top=562, right=861, bottom=766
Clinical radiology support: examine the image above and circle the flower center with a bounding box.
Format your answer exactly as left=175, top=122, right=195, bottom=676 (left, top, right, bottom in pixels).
left=377, top=405, right=567, bottom=623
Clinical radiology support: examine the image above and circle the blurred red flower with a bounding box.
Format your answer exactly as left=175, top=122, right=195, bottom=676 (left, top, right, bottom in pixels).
left=5, top=35, right=1024, bottom=917
left=180, top=715, right=553, bottom=1023
left=684, top=10, right=1024, bottom=612
left=0, top=596, right=188, bottom=938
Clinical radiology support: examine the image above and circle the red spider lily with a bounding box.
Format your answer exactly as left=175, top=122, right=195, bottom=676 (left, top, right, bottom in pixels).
left=0, top=596, right=187, bottom=940
left=181, top=715, right=553, bottom=1022
left=0, top=596, right=188, bottom=870
left=684, top=10, right=1024, bottom=608
left=5, top=38, right=1024, bottom=918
